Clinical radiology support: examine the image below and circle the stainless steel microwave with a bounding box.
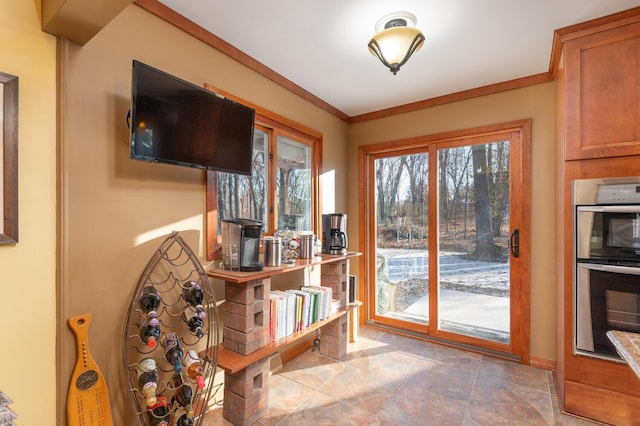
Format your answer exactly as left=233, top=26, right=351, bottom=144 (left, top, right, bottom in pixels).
left=576, top=205, right=640, bottom=265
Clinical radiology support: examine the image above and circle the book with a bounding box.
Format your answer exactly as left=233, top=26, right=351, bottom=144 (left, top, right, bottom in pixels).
left=284, top=290, right=303, bottom=332
left=288, top=290, right=312, bottom=329
left=269, top=293, right=278, bottom=342
left=269, top=291, right=287, bottom=341
left=299, top=286, right=321, bottom=322
left=299, top=285, right=333, bottom=321
left=271, top=290, right=299, bottom=338
left=307, top=285, right=333, bottom=319
left=330, top=298, right=340, bottom=316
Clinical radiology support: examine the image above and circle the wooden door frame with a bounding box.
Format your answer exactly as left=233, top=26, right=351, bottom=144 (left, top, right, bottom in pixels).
left=358, top=119, right=531, bottom=364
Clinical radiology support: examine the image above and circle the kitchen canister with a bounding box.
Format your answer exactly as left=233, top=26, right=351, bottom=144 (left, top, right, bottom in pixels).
left=263, top=236, right=282, bottom=266
left=299, top=233, right=316, bottom=259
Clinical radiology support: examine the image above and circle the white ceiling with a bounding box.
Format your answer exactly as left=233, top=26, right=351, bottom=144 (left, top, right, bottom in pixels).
left=158, top=0, right=640, bottom=117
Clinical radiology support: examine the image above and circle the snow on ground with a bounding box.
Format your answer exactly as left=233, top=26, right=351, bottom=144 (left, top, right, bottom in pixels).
left=377, top=248, right=509, bottom=297
left=377, top=248, right=511, bottom=338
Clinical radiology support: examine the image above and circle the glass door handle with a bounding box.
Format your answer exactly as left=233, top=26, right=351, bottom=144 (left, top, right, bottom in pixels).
left=510, top=229, right=520, bottom=258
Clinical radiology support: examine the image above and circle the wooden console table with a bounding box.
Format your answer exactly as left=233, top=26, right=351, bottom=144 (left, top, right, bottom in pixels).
left=207, top=252, right=361, bottom=425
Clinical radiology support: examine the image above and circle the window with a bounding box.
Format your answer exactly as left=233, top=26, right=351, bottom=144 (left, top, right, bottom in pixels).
left=275, top=135, right=313, bottom=231
left=205, top=86, right=321, bottom=260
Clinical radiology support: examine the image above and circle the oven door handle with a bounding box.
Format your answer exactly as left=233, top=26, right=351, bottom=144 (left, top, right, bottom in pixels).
left=577, top=262, right=640, bottom=275
left=576, top=205, right=640, bottom=213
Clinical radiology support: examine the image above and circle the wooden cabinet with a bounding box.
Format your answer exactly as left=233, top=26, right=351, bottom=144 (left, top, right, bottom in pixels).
left=555, top=8, right=640, bottom=426
left=207, top=253, right=360, bottom=425
left=562, top=18, right=640, bottom=160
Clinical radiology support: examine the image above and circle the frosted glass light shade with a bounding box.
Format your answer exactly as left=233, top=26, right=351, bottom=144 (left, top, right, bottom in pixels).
left=368, top=25, right=425, bottom=75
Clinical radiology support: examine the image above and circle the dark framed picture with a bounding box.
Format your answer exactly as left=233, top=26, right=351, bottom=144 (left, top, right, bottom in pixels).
left=1, top=71, right=18, bottom=244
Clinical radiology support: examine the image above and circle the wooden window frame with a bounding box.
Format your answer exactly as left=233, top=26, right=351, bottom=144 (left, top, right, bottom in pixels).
left=205, top=84, right=322, bottom=260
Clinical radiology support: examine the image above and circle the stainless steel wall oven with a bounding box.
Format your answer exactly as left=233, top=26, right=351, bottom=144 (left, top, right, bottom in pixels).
left=574, top=178, right=640, bottom=361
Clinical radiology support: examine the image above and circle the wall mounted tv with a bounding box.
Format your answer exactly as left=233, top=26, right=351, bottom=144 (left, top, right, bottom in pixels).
left=129, top=60, right=255, bottom=175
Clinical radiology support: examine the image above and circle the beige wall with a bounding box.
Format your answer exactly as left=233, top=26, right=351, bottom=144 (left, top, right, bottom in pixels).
left=58, top=4, right=349, bottom=424
left=347, top=83, right=557, bottom=361
left=0, top=0, right=57, bottom=424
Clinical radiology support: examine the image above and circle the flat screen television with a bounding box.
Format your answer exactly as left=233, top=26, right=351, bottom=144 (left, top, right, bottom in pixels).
left=129, top=60, right=255, bottom=175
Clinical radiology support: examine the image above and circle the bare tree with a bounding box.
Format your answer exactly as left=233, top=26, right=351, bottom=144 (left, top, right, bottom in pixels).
left=217, top=151, right=266, bottom=222
left=376, top=160, right=387, bottom=223
left=471, top=144, right=499, bottom=260
left=440, top=148, right=473, bottom=233
left=249, top=151, right=266, bottom=219
left=405, top=154, right=428, bottom=220
left=375, top=157, right=404, bottom=225
left=489, top=142, right=509, bottom=238
left=439, top=150, right=450, bottom=231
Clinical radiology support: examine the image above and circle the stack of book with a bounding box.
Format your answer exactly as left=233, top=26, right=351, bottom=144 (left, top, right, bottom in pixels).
left=269, top=285, right=338, bottom=342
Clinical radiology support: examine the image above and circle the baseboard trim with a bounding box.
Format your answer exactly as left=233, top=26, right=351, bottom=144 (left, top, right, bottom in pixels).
left=530, top=356, right=556, bottom=371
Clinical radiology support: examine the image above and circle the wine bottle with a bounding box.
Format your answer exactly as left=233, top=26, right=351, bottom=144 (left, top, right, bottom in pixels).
left=183, top=281, right=206, bottom=320
left=184, top=350, right=205, bottom=390
left=147, top=395, right=169, bottom=426
left=162, top=332, right=183, bottom=373
left=184, top=311, right=204, bottom=338
left=171, top=371, right=194, bottom=419
left=174, top=406, right=194, bottom=426
left=137, top=358, right=158, bottom=407
left=139, top=286, right=161, bottom=318
left=139, top=317, right=161, bottom=348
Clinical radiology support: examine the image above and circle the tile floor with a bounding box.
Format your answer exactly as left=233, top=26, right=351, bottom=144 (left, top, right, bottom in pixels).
left=203, top=327, right=600, bottom=425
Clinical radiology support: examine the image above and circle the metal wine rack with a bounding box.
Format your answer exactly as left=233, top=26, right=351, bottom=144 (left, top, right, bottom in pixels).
left=123, top=231, right=219, bottom=426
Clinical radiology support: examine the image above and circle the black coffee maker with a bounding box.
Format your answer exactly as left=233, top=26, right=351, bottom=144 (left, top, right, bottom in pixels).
left=221, top=218, right=264, bottom=271
left=322, top=213, right=348, bottom=255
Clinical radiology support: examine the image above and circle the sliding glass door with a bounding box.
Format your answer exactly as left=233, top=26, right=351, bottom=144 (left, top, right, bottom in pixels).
left=436, top=141, right=510, bottom=344
left=360, top=122, right=529, bottom=360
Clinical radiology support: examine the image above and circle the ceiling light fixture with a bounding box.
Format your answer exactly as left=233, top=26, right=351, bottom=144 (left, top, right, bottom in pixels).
left=368, top=12, right=425, bottom=75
